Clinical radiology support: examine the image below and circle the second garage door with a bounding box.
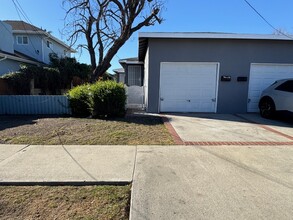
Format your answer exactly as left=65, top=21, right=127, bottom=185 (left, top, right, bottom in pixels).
left=159, top=62, right=219, bottom=112
left=247, top=63, right=293, bottom=112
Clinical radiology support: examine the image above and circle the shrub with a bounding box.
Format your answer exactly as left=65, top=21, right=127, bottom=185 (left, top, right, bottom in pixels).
left=67, top=81, right=126, bottom=118
left=67, top=84, right=92, bottom=117
left=91, top=81, right=126, bottom=118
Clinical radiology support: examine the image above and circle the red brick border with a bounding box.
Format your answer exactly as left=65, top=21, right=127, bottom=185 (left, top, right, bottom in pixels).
left=235, top=114, right=293, bottom=141
left=184, top=141, right=293, bottom=146
left=162, top=114, right=293, bottom=146
left=162, top=116, right=184, bottom=145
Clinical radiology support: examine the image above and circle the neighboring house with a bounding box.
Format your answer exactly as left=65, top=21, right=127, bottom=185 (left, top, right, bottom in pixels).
left=116, top=58, right=144, bottom=108
left=119, top=32, right=293, bottom=113
left=113, top=68, right=125, bottom=84
left=0, top=20, right=75, bottom=76
left=0, top=21, right=40, bottom=75
left=116, top=58, right=144, bottom=86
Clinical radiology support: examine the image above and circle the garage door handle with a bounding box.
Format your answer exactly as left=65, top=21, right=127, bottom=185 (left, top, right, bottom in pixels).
left=212, top=98, right=216, bottom=102
left=187, top=100, right=190, bottom=102
left=160, top=98, right=164, bottom=101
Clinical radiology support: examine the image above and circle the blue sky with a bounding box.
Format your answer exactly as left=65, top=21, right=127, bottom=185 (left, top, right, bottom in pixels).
left=1, top=0, right=293, bottom=74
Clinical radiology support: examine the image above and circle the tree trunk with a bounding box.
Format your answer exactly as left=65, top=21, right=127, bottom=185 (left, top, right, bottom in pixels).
left=90, top=62, right=111, bottom=82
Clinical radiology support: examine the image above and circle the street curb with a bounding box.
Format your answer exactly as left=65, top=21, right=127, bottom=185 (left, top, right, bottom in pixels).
left=0, top=181, right=131, bottom=186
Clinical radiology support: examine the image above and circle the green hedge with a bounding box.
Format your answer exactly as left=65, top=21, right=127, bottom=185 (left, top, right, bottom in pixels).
left=67, top=84, right=93, bottom=117
left=91, top=81, right=126, bottom=117
left=67, top=81, right=126, bottom=118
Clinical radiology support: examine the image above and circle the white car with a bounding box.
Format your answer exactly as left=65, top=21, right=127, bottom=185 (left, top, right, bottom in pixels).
left=258, top=79, right=293, bottom=118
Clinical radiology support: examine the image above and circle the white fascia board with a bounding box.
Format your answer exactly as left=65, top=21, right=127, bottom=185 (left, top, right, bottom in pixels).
left=0, top=52, right=40, bottom=65
left=13, top=30, right=76, bottom=52
left=138, top=32, right=293, bottom=41
left=119, top=60, right=144, bottom=65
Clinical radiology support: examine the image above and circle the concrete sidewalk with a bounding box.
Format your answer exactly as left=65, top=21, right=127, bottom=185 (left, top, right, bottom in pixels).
left=130, top=145, right=293, bottom=220
left=0, top=144, right=136, bottom=183
left=1, top=144, right=293, bottom=220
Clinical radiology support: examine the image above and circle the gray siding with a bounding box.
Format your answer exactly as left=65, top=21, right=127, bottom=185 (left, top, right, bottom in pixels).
left=147, top=38, right=293, bottom=113
left=0, top=21, right=14, bottom=53
left=0, top=59, right=21, bottom=76
left=13, top=34, right=70, bottom=64
left=43, top=39, right=71, bottom=64
left=14, top=34, right=43, bottom=62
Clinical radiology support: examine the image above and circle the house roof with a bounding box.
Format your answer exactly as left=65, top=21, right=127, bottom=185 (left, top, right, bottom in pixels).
left=113, top=68, right=125, bottom=74
left=4, top=20, right=43, bottom=32
left=119, top=57, right=144, bottom=65
left=0, top=50, right=41, bottom=65
left=138, top=32, right=293, bottom=60
left=4, top=20, right=75, bottom=53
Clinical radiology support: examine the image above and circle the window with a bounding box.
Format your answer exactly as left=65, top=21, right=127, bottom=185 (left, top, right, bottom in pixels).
left=46, top=40, right=53, bottom=49
left=127, top=66, right=142, bottom=86
left=17, top=36, right=28, bottom=45
left=275, top=80, right=293, bottom=93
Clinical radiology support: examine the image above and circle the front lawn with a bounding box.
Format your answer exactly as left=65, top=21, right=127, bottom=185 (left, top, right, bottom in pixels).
left=0, top=185, right=130, bottom=220
left=0, top=115, right=174, bottom=145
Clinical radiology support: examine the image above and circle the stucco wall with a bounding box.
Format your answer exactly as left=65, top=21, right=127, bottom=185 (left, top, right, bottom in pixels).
left=146, top=38, right=293, bottom=113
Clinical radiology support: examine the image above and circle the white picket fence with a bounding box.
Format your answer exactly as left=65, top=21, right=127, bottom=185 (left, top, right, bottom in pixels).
left=0, top=95, right=71, bottom=115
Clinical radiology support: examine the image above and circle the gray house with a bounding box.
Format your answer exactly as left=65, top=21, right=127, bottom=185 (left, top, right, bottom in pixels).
left=120, top=32, right=293, bottom=113
left=0, top=20, right=75, bottom=76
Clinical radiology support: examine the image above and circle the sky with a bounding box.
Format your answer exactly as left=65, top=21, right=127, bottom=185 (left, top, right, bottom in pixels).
left=1, top=0, right=293, bottom=74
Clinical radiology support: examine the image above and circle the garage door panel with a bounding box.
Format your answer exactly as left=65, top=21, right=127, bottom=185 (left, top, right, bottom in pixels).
left=248, top=64, right=293, bottom=112
left=160, top=62, right=218, bottom=113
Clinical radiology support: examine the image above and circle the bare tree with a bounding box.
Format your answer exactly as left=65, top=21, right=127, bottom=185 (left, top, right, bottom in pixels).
left=63, top=0, right=164, bottom=82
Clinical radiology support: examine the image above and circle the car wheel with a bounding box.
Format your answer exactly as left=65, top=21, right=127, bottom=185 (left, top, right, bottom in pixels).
left=259, top=98, right=276, bottom=118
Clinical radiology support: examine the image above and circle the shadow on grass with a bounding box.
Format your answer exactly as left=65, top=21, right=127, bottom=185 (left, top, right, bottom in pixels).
left=0, top=113, right=164, bottom=132
left=0, top=115, right=69, bottom=132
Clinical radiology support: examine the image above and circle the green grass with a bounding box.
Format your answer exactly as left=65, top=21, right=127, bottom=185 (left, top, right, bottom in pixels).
left=0, top=185, right=131, bottom=220
left=0, top=115, right=174, bottom=145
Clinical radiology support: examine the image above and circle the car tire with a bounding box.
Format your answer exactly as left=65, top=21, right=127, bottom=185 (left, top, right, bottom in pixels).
left=259, top=97, right=276, bottom=119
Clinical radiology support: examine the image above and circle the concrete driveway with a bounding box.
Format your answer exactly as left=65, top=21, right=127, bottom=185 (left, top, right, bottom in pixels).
left=164, top=113, right=293, bottom=144
left=130, top=113, right=293, bottom=220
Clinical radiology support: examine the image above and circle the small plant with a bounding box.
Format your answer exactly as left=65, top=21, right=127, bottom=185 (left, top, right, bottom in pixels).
left=67, top=84, right=93, bottom=117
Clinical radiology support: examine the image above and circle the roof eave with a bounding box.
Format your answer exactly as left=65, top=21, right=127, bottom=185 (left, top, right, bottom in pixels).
left=12, top=30, right=76, bottom=53
left=138, top=32, right=293, bottom=41
left=0, top=52, right=41, bottom=65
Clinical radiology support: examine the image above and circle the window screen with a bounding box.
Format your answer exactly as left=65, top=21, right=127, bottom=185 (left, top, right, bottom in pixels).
left=128, top=66, right=141, bottom=86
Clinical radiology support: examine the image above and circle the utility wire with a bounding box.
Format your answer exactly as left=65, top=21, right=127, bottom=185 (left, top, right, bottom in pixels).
left=12, top=0, right=40, bottom=57
left=12, top=0, right=59, bottom=55
left=243, top=0, right=293, bottom=39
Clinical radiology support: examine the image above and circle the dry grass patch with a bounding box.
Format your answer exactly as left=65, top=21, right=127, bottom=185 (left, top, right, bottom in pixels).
left=0, top=115, right=174, bottom=145
left=0, top=185, right=130, bottom=220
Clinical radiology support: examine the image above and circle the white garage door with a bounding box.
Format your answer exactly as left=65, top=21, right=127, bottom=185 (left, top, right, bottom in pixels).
left=248, top=63, right=293, bottom=112
left=159, top=62, right=219, bottom=112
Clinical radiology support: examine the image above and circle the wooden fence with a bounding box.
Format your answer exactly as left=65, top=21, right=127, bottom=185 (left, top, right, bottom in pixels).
left=0, top=95, right=71, bottom=115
